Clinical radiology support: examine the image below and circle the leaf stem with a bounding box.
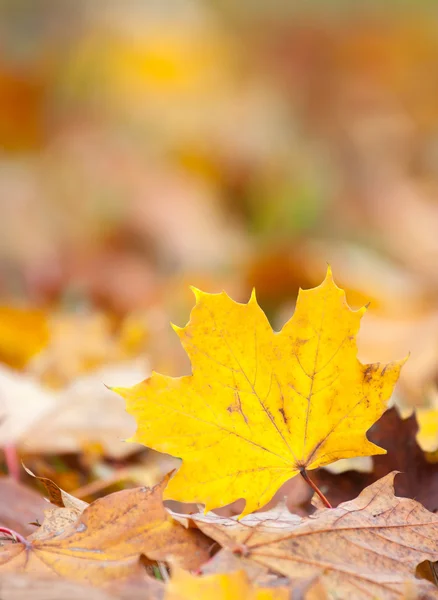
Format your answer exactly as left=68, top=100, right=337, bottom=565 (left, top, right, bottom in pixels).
left=300, top=469, right=332, bottom=508
left=0, top=526, right=29, bottom=546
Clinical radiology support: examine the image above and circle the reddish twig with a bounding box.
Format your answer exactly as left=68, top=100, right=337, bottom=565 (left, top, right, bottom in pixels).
left=0, top=526, right=29, bottom=546
left=300, top=469, right=332, bottom=509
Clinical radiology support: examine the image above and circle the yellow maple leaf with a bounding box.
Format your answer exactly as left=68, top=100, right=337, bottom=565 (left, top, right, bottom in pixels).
left=114, top=268, right=405, bottom=516
left=165, top=568, right=290, bottom=600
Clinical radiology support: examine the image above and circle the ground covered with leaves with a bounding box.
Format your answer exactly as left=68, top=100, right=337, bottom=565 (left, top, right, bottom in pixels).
left=3, top=2, right=438, bottom=599
left=1, top=273, right=438, bottom=599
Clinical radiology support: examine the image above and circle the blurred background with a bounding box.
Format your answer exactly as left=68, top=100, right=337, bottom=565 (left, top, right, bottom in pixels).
left=2, top=0, right=438, bottom=513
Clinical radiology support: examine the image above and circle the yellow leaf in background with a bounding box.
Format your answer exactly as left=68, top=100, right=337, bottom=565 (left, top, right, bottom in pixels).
left=30, top=312, right=118, bottom=388
left=0, top=306, right=48, bottom=370
left=115, top=269, right=405, bottom=517
left=415, top=408, right=438, bottom=454
left=165, top=568, right=289, bottom=600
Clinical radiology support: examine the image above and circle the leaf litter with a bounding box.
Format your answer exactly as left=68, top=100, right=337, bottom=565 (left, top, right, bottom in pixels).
left=3, top=272, right=438, bottom=599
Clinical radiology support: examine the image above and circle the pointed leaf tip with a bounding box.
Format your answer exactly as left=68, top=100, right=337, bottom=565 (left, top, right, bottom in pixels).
left=357, top=305, right=368, bottom=317
left=171, top=322, right=184, bottom=335
left=189, top=286, right=204, bottom=303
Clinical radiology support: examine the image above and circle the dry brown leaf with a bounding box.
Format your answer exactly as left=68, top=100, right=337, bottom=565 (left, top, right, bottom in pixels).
left=0, top=572, right=164, bottom=600
left=29, top=505, right=85, bottom=541
left=170, top=502, right=302, bottom=532
left=0, top=477, right=211, bottom=585
left=315, top=407, right=438, bottom=513
left=0, top=478, right=47, bottom=536
left=182, top=473, right=438, bottom=599
left=0, top=574, right=117, bottom=600
left=200, top=548, right=267, bottom=582
left=23, top=465, right=88, bottom=513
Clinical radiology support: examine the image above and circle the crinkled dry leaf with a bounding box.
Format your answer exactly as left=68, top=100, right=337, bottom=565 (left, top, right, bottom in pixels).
left=0, top=477, right=211, bottom=585
left=23, top=465, right=88, bottom=512
left=29, top=505, right=83, bottom=541
left=170, top=502, right=302, bottom=533
left=115, top=269, right=404, bottom=516
left=186, top=474, right=438, bottom=600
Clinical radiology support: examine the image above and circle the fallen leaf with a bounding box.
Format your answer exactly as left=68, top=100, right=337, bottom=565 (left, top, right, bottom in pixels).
left=170, top=502, right=302, bottom=532
left=115, top=268, right=404, bottom=516
left=0, top=477, right=211, bottom=584
left=23, top=465, right=88, bottom=512
left=0, top=478, right=47, bottom=536
left=0, top=572, right=164, bottom=600
left=200, top=549, right=268, bottom=583
left=0, top=573, right=117, bottom=600
left=0, top=361, right=143, bottom=457
left=30, top=504, right=85, bottom=541
left=17, top=362, right=144, bottom=458
left=0, top=306, right=48, bottom=370
left=164, top=568, right=291, bottom=600
left=315, top=407, right=438, bottom=512
left=24, top=475, right=89, bottom=543
left=0, top=365, right=55, bottom=446
left=188, top=474, right=438, bottom=599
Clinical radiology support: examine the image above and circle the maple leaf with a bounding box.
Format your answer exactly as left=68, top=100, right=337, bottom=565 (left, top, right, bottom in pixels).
left=184, top=474, right=438, bottom=600
left=114, top=268, right=404, bottom=516
left=0, top=477, right=211, bottom=584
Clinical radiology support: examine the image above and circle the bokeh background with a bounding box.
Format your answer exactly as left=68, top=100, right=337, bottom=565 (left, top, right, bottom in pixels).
left=2, top=0, right=438, bottom=509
